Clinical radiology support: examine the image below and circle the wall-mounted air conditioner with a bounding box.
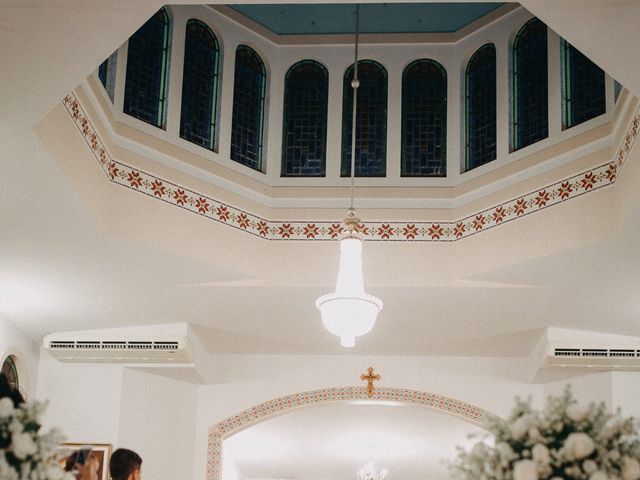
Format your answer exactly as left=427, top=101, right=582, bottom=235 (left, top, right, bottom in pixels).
left=543, top=341, right=640, bottom=369
left=43, top=334, right=193, bottom=363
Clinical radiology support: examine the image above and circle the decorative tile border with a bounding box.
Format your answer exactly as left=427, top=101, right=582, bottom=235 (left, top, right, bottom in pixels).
left=63, top=93, right=640, bottom=242
left=205, top=386, right=498, bottom=480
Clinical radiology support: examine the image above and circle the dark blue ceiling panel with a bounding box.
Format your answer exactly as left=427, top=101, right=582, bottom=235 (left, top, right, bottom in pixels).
left=229, top=3, right=505, bottom=35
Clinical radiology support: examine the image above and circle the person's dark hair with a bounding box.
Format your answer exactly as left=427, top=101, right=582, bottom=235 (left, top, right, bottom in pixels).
left=109, top=448, right=142, bottom=480
left=63, top=451, right=79, bottom=472
left=0, top=372, right=24, bottom=406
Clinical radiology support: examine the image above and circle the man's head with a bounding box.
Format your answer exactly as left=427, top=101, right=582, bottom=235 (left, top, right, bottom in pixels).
left=109, top=448, right=142, bottom=480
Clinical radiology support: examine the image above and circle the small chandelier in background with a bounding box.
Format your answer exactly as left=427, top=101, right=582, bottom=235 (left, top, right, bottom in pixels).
left=357, top=459, right=388, bottom=480
left=315, top=4, right=383, bottom=347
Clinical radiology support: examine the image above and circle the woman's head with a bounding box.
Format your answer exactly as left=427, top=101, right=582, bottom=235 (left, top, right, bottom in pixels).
left=0, top=372, right=24, bottom=406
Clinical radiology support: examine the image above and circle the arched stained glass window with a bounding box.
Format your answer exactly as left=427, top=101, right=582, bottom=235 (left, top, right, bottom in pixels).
left=341, top=60, right=387, bottom=177
left=230, top=45, right=267, bottom=171
left=1, top=356, right=19, bottom=391
left=124, top=8, right=170, bottom=128
left=512, top=18, right=548, bottom=151
left=401, top=59, right=447, bottom=177
left=180, top=19, right=221, bottom=150
left=561, top=39, right=605, bottom=129
left=281, top=60, right=328, bottom=177
left=465, top=44, right=497, bottom=171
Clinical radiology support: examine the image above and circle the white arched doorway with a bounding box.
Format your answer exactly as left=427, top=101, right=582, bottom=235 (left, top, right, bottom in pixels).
left=206, top=386, right=498, bottom=480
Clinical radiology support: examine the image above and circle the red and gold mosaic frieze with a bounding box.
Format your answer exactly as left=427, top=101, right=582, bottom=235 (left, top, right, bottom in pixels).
left=63, top=93, right=639, bottom=242
left=205, top=386, right=497, bottom=480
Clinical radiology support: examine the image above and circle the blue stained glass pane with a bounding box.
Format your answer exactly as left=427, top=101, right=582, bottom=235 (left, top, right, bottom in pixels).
left=561, top=39, right=605, bottom=129
left=282, top=60, right=328, bottom=177
left=124, top=8, right=170, bottom=128
left=614, top=80, right=623, bottom=103
left=230, top=45, right=266, bottom=171
left=98, top=61, right=108, bottom=87
left=465, top=44, right=496, bottom=171
left=513, top=18, right=548, bottom=151
left=98, top=51, right=118, bottom=102
left=341, top=60, right=387, bottom=177
left=401, top=59, right=447, bottom=177
left=180, top=19, right=220, bottom=150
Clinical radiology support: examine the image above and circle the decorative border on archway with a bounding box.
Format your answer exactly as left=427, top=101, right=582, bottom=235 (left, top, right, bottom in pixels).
left=205, top=386, right=498, bottom=480
left=62, top=92, right=640, bottom=242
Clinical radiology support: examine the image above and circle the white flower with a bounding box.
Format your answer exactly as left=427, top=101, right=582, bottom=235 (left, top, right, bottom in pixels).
left=496, top=442, right=515, bottom=459
left=583, top=460, right=598, bottom=474
left=563, top=432, right=595, bottom=460
left=511, top=416, right=531, bottom=440
left=621, top=457, right=640, bottom=480
left=9, top=418, right=23, bottom=434
left=532, top=444, right=551, bottom=465
left=610, top=450, right=622, bottom=461
left=514, top=460, right=538, bottom=480
left=471, top=442, right=487, bottom=457
left=0, top=397, right=15, bottom=417
left=567, top=403, right=590, bottom=422
left=528, top=427, right=542, bottom=442
left=11, top=431, right=38, bottom=459
left=590, top=472, right=609, bottom=480
left=0, top=454, right=19, bottom=480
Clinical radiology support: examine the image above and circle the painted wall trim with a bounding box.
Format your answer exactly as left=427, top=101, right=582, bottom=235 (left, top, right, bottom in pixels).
left=62, top=93, right=639, bottom=242
left=205, top=385, right=498, bottom=480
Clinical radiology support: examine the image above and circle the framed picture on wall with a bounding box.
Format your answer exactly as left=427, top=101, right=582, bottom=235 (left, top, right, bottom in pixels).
left=57, top=443, right=112, bottom=480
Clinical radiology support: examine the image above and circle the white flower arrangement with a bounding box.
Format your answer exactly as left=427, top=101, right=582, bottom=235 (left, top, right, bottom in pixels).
left=0, top=397, right=74, bottom=480
left=451, top=388, right=640, bottom=480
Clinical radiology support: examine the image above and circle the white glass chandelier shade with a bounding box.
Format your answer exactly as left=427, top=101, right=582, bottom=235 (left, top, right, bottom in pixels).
left=316, top=236, right=383, bottom=347
left=357, top=459, right=388, bottom=480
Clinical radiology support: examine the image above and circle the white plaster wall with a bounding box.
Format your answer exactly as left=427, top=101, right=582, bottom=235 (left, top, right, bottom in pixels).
left=24, top=347, right=640, bottom=480
left=611, top=372, right=640, bottom=418
left=542, top=371, right=614, bottom=410
left=0, top=315, right=40, bottom=399
left=36, top=355, right=199, bottom=480
left=117, top=369, right=199, bottom=480
left=37, top=350, right=122, bottom=444
left=36, top=351, right=125, bottom=445
left=191, top=354, right=543, bottom=480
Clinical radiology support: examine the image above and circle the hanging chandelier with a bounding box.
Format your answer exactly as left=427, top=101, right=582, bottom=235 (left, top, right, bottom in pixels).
left=357, top=459, right=388, bottom=480
left=316, top=5, right=383, bottom=348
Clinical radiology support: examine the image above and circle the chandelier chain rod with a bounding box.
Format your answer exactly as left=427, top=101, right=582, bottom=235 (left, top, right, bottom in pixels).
left=349, top=4, right=360, bottom=211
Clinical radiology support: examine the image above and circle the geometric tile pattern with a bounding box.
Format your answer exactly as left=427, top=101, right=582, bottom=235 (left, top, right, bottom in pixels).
left=205, top=386, right=499, bottom=480
left=63, top=92, right=640, bottom=242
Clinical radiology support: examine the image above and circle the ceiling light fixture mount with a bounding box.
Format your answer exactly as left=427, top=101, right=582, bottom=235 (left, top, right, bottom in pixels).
left=316, top=5, right=383, bottom=348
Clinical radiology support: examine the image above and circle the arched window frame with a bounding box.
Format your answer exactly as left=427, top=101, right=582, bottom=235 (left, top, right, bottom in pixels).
left=123, top=7, right=171, bottom=129
left=1, top=355, right=19, bottom=392
left=281, top=60, right=329, bottom=177
left=465, top=43, right=497, bottom=172
left=179, top=19, right=221, bottom=151
left=341, top=59, right=388, bottom=178
left=561, top=38, right=606, bottom=130
left=511, top=18, right=548, bottom=151
left=401, top=59, right=447, bottom=177
left=230, top=45, right=267, bottom=172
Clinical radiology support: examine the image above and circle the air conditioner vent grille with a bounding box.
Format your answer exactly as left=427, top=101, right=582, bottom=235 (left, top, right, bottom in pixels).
left=48, top=340, right=180, bottom=352
left=554, top=347, right=640, bottom=358
left=44, top=335, right=192, bottom=364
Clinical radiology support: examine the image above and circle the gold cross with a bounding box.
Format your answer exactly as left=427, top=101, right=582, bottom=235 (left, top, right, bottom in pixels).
left=360, top=367, right=380, bottom=398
